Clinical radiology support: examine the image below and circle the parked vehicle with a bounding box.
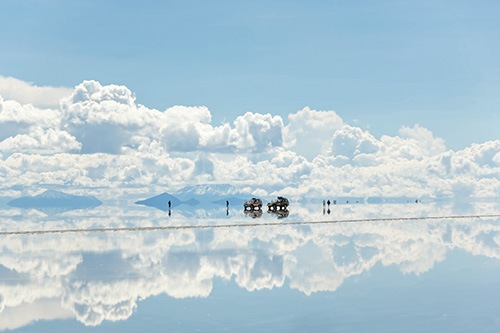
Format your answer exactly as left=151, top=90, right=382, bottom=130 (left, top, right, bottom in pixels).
left=267, top=196, right=289, bottom=211
left=244, top=198, right=263, bottom=211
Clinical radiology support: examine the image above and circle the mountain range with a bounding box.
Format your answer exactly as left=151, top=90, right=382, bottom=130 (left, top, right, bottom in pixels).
left=135, top=184, right=255, bottom=211
left=8, top=190, right=102, bottom=214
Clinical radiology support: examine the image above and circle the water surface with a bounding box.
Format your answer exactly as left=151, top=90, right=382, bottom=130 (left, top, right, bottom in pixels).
left=1, top=200, right=499, bottom=331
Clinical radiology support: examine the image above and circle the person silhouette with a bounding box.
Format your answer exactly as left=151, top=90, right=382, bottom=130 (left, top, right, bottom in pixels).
left=168, top=200, right=171, bottom=209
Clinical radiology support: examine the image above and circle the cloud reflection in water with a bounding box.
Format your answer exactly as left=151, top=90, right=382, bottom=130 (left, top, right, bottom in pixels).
left=0, top=203, right=500, bottom=328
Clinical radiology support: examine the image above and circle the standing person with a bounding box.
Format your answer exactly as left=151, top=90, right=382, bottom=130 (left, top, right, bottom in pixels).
left=323, top=200, right=326, bottom=215
left=168, top=200, right=171, bottom=209
left=327, top=200, right=330, bottom=209
left=226, top=200, right=229, bottom=208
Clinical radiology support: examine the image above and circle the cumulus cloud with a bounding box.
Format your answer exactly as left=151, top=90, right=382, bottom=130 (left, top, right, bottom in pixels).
left=60, top=80, right=164, bottom=154
left=0, top=128, right=81, bottom=153
left=396, top=124, right=446, bottom=157
left=0, top=95, right=79, bottom=153
left=325, top=123, right=447, bottom=164
left=329, top=125, right=382, bottom=159
left=0, top=77, right=499, bottom=200
left=0, top=76, right=73, bottom=109
left=58, top=81, right=285, bottom=155
left=284, top=107, right=344, bottom=159
left=231, top=112, right=284, bottom=152
left=0, top=95, right=60, bottom=129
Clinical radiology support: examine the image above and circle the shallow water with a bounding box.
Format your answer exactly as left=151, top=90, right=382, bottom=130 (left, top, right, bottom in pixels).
left=1, top=200, right=500, bottom=331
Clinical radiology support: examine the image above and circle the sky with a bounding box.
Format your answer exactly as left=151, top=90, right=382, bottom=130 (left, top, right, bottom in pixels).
left=1, top=0, right=500, bottom=147
left=0, top=0, right=499, bottom=199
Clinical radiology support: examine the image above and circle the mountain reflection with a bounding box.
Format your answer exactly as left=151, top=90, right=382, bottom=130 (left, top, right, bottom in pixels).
left=1, top=204, right=500, bottom=329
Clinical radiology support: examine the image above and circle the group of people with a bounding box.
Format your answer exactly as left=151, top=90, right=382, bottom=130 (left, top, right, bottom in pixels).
left=322, top=199, right=336, bottom=215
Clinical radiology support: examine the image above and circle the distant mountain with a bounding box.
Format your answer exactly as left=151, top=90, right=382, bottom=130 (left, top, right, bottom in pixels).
left=8, top=190, right=102, bottom=212
left=135, top=193, right=182, bottom=212
left=136, top=184, right=254, bottom=211
left=176, top=184, right=241, bottom=195
left=212, top=196, right=247, bottom=205
left=175, top=184, right=253, bottom=203
left=182, top=198, right=201, bottom=206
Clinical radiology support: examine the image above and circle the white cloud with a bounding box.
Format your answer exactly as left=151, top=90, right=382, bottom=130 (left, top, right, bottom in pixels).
left=397, top=124, right=446, bottom=156
left=285, top=107, right=344, bottom=159
left=329, top=125, right=382, bottom=159
left=0, top=95, right=79, bottom=153
left=60, top=80, right=164, bottom=154
left=58, top=81, right=286, bottom=155
left=0, top=128, right=81, bottom=153
left=0, top=96, right=61, bottom=128
left=0, top=300, right=73, bottom=331
left=231, top=112, right=284, bottom=153
left=0, top=76, right=72, bottom=109
left=0, top=77, right=499, bottom=201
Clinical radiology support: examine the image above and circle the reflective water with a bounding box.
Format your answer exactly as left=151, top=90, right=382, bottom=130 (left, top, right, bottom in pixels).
left=1, top=199, right=500, bottom=331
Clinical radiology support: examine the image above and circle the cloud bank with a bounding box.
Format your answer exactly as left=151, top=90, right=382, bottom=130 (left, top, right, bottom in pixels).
left=1, top=78, right=500, bottom=199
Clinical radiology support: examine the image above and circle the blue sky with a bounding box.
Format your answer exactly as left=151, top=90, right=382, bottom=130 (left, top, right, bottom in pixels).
left=1, top=1, right=500, bottom=200
left=1, top=0, right=499, bottom=151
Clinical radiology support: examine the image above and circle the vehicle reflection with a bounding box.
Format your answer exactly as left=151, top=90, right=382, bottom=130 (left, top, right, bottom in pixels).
left=267, top=209, right=289, bottom=219
left=243, top=209, right=262, bottom=218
